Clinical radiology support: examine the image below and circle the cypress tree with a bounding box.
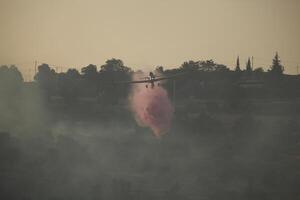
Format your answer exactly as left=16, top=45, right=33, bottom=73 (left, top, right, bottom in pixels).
left=235, top=56, right=241, bottom=72
left=246, top=57, right=252, bottom=72
left=270, top=52, right=284, bottom=75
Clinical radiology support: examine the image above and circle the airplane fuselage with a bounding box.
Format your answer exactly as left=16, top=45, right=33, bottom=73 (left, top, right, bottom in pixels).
left=147, top=72, right=155, bottom=88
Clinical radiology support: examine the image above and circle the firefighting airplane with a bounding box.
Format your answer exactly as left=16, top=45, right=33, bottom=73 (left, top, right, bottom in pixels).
left=116, top=72, right=183, bottom=88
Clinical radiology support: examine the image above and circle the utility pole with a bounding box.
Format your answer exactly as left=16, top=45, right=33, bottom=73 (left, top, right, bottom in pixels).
left=173, top=80, right=176, bottom=105
left=34, top=60, right=37, bottom=80
left=251, top=56, right=254, bottom=69
left=34, top=61, right=37, bottom=74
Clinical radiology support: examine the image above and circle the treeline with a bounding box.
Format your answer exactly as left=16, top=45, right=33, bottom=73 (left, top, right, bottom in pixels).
left=33, top=58, right=132, bottom=104
left=0, top=53, right=298, bottom=104
left=0, top=65, right=23, bottom=99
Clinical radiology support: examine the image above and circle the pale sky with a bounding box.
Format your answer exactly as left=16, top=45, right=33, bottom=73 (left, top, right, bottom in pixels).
left=0, top=0, right=299, bottom=80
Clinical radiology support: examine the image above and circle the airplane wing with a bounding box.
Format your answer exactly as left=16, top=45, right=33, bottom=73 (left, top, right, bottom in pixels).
left=139, top=77, right=150, bottom=80
left=115, top=79, right=152, bottom=84
left=117, top=77, right=173, bottom=84
left=151, top=72, right=187, bottom=82
left=151, top=77, right=170, bottom=82
left=115, top=72, right=187, bottom=84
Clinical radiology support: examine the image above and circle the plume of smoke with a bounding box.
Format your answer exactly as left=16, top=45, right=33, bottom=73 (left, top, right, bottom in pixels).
left=129, top=73, right=174, bottom=138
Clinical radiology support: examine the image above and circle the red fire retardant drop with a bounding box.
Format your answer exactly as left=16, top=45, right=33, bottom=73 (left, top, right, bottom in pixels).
left=130, top=84, right=174, bottom=138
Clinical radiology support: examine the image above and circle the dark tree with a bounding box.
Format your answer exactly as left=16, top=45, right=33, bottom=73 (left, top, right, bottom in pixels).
left=34, top=63, right=57, bottom=100
left=199, top=60, right=215, bottom=72
left=34, top=64, right=56, bottom=83
left=66, top=68, right=80, bottom=78
left=100, top=59, right=131, bottom=73
left=246, top=57, right=252, bottom=72
left=81, top=64, right=98, bottom=97
left=155, top=66, right=164, bottom=75
left=198, top=60, right=229, bottom=72
left=0, top=65, right=23, bottom=84
left=254, top=67, right=264, bottom=73
left=0, top=65, right=23, bottom=100
left=214, top=64, right=230, bottom=72
left=269, top=52, right=284, bottom=75
left=99, top=59, right=132, bottom=104
left=58, top=68, right=81, bottom=103
left=99, top=59, right=132, bottom=84
left=235, top=56, right=241, bottom=72
left=81, top=64, right=98, bottom=80
left=180, top=60, right=199, bottom=72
